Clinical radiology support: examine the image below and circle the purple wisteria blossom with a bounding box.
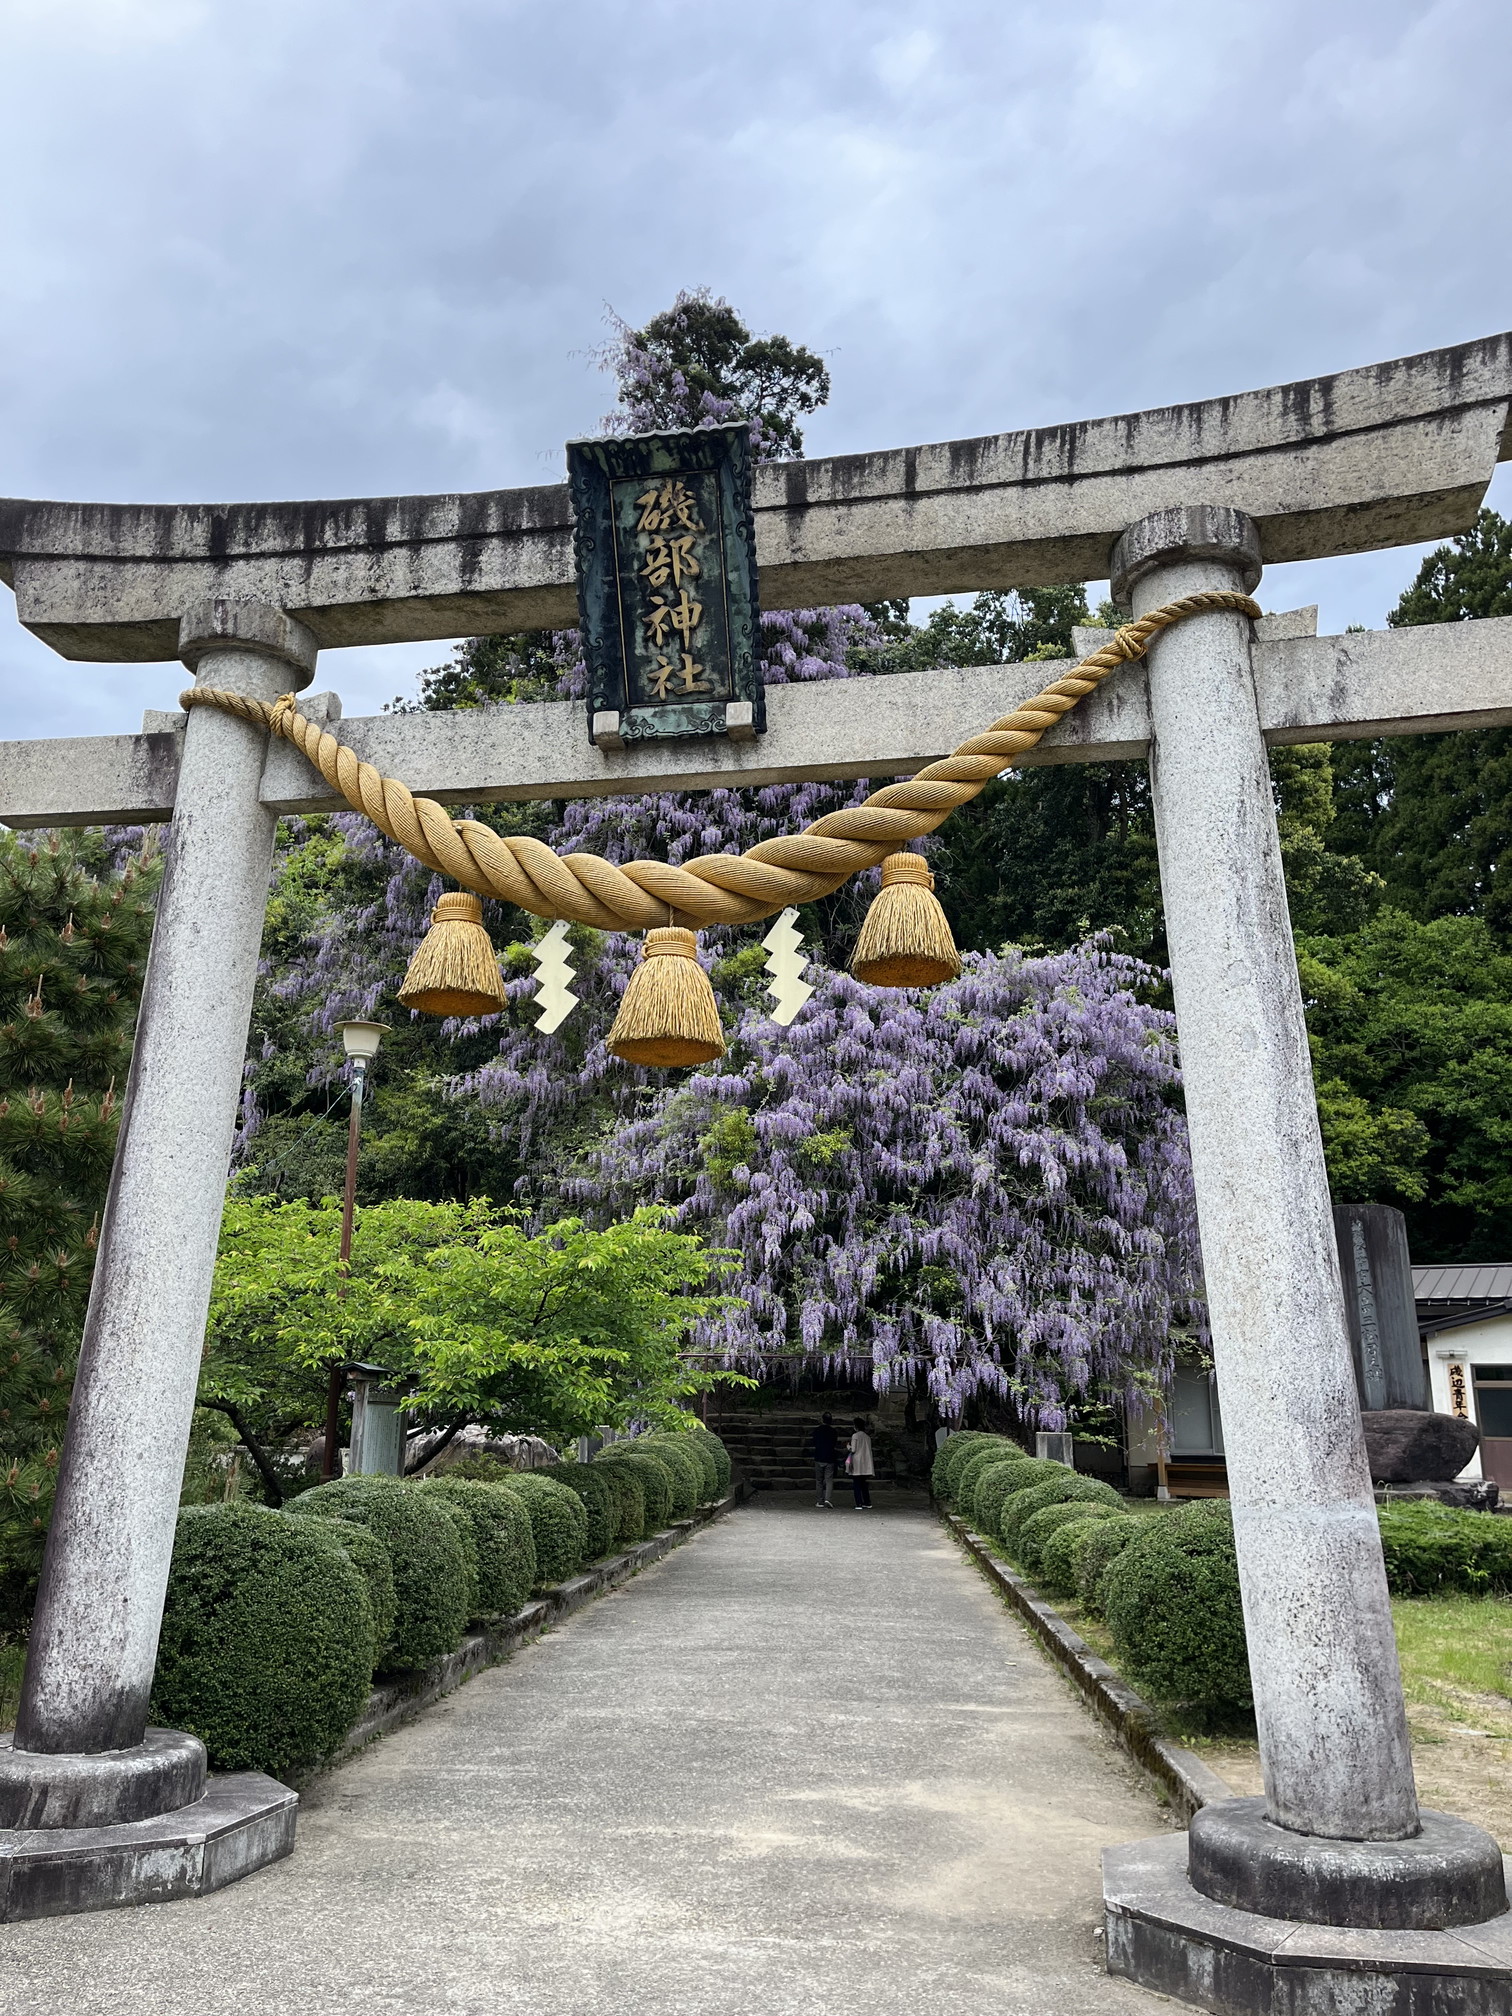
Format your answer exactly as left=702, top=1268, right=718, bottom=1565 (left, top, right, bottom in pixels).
left=568, top=943, right=1204, bottom=1422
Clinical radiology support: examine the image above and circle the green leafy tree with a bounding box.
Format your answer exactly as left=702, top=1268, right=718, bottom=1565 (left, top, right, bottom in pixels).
left=0, top=832, right=157, bottom=1624
left=202, top=1197, right=742, bottom=1494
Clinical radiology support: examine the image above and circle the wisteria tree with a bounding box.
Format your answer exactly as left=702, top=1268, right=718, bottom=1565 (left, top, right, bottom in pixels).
left=568, top=946, right=1203, bottom=1424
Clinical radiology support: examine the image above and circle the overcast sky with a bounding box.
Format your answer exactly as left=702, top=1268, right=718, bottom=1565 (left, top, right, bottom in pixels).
left=3, top=0, right=1511, bottom=742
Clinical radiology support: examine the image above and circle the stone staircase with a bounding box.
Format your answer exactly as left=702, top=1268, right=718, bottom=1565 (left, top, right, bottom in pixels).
left=706, top=1410, right=914, bottom=1493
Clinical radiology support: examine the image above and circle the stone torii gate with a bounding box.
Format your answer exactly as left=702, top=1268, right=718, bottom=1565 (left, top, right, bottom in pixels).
left=4, top=335, right=1512, bottom=2005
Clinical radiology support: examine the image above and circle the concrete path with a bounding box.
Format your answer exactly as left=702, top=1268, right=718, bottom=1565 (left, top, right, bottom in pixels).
left=4, top=1499, right=1176, bottom=2014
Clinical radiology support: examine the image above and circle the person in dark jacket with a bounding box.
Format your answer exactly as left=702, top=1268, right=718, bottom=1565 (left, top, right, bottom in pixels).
left=811, top=1414, right=839, bottom=1508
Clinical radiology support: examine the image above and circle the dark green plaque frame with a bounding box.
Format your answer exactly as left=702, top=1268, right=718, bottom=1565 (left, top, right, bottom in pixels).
left=567, top=424, right=763, bottom=745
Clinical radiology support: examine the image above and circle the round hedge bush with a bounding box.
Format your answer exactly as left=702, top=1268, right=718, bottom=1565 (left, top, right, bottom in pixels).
left=650, top=1431, right=719, bottom=1502
left=1377, top=1500, right=1512, bottom=1594
left=1076, top=1514, right=1144, bottom=1613
left=541, top=1462, right=620, bottom=1558
left=417, top=1477, right=536, bottom=1616
left=691, top=1428, right=732, bottom=1496
left=595, top=1446, right=674, bottom=1531
left=287, top=1475, right=469, bottom=1671
left=593, top=1459, right=647, bottom=1545
left=416, top=1489, right=479, bottom=1617
left=963, top=1447, right=1032, bottom=1528
left=930, top=1432, right=997, bottom=1500
left=151, top=1502, right=373, bottom=1776
left=634, top=1437, right=699, bottom=1518
left=954, top=1439, right=1028, bottom=1511
left=997, top=1472, right=1121, bottom=1549
left=498, top=1472, right=588, bottom=1586
left=1038, top=1512, right=1115, bottom=1597
left=305, top=1514, right=397, bottom=1665
left=1101, top=1501, right=1252, bottom=1723
left=1019, top=1500, right=1120, bottom=1579
left=970, top=1456, right=1039, bottom=1536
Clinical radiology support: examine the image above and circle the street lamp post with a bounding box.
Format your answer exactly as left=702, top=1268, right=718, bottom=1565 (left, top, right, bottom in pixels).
left=322, top=1020, right=387, bottom=1479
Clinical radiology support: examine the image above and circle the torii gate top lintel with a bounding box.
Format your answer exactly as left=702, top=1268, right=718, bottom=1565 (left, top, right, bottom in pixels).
left=3, top=329, right=1511, bottom=664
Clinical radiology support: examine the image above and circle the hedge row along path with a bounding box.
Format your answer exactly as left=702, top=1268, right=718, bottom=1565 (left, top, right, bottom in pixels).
left=4, top=1500, right=1174, bottom=2014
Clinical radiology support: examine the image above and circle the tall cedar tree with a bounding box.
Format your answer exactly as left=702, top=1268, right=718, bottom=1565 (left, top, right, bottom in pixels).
left=0, top=833, right=157, bottom=1627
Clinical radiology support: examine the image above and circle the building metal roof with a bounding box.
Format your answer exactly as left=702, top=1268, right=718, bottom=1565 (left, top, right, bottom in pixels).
left=1412, top=1264, right=1512, bottom=1303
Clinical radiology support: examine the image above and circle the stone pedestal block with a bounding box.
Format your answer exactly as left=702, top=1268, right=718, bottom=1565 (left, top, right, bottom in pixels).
left=1105, top=1833, right=1512, bottom=2015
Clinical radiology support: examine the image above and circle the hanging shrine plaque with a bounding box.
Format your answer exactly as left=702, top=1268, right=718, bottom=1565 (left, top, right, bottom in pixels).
left=567, top=423, right=763, bottom=748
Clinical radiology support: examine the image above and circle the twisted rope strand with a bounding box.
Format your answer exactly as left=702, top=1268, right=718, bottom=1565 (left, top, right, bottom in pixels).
left=182, top=590, right=1259, bottom=930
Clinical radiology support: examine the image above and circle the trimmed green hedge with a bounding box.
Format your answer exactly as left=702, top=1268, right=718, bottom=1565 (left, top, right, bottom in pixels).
left=633, top=1437, right=699, bottom=1519
left=954, top=1439, right=1028, bottom=1510
left=498, top=1472, right=588, bottom=1586
left=1019, top=1500, right=1120, bottom=1580
left=594, top=1459, right=648, bottom=1545
left=1377, top=1500, right=1512, bottom=1594
left=1101, top=1501, right=1251, bottom=1723
left=308, top=1514, right=397, bottom=1665
left=998, top=1474, right=1122, bottom=1552
left=1075, top=1514, right=1144, bottom=1614
left=152, top=1502, right=373, bottom=1776
left=421, top=1491, right=479, bottom=1618
left=288, top=1475, right=469, bottom=1671
left=690, top=1427, right=732, bottom=1496
left=418, top=1477, right=537, bottom=1616
left=542, top=1462, right=620, bottom=1558
left=964, top=1448, right=1031, bottom=1529
left=645, top=1431, right=720, bottom=1502
left=594, top=1446, right=674, bottom=1532
left=930, top=1432, right=998, bottom=1500
left=1038, top=1513, right=1112, bottom=1597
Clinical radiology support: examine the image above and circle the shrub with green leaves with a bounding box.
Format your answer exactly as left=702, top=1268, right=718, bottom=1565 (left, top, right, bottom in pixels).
left=1038, top=1514, right=1113, bottom=1598
left=964, top=1448, right=1032, bottom=1529
left=690, top=1427, right=732, bottom=1496
left=647, top=1431, right=719, bottom=1501
left=1075, top=1513, right=1144, bottom=1614
left=953, top=1438, right=1027, bottom=1511
left=151, top=1502, right=372, bottom=1776
left=305, top=1515, right=396, bottom=1665
left=930, top=1432, right=997, bottom=1500
left=592, top=1459, right=647, bottom=1545
left=998, top=1474, right=1122, bottom=1551
left=633, top=1436, right=699, bottom=1518
left=498, top=1472, right=588, bottom=1586
left=1377, top=1500, right=1512, bottom=1594
left=542, top=1462, right=619, bottom=1558
left=594, top=1446, right=674, bottom=1531
left=287, top=1475, right=469, bottom=1670
left=417, top=1476, right=536, bottom=1616
left=1019, top=1500, right=1120, bottom=1580
left=1101, top=1501, right=1251, bottom=1723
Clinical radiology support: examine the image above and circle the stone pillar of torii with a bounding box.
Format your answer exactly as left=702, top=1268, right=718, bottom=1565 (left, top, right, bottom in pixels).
left=3, top=337, right=1512, bottom=1998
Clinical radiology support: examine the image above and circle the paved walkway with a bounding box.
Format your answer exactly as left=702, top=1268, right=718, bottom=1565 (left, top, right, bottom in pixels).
left=6, top=1500, right=1175, bottom=2014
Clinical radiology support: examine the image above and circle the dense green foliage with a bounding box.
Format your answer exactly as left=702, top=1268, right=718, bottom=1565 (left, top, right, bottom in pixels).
left=414, top=1476, right=536, bottom=1617
left=1074, top=1513, right=1144, bottom=1613
left=541, top=1462, right=620, bottom=1558
left=594, top=1446, right=675, bottom=1532
left=632, top=1437, right=699, bottom=1519
left=1017, top=1499, right=1120, bottom=1579
left=1039, top=1511, right=1120, bottom=1596
left=590, top=1457, right=646, bottom=1544
left=315, top=1515, right=397, bottom=1664
left=930, top=1432, right=999, bottom=1500
left=997, top=1473, right=1122, bottom=1548
left=288, top=1475, right=469, bottom=1669
left=645, top=1430, right=720, bottom=1502
left=497, top=1472, right=588, bottom=1586
left=690, top=1427, right=732, bottom=1497
left=0, top=833, right=156, bottom=1625
left=1101, top=1501, right=1251, bottom=1723
left=151, top=1503, right=373, bottom=1774
left=968, top=1454, right=1037, bottom=1535
left=1376, top=1500, right=1512, bottom=1594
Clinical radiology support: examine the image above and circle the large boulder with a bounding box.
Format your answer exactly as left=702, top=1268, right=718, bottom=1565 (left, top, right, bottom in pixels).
left=1362, top=1409, right=1480, bottom=1483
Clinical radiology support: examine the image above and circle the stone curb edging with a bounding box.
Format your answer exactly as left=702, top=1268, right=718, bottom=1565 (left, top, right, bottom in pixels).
left=308, top=1485, right=749, bottom=1778
left=945, top=1514, right=1231, bottom=1823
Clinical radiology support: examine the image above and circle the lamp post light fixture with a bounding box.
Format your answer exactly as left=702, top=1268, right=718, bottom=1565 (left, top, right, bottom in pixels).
left=321, top=1020, right=388, bottom=1479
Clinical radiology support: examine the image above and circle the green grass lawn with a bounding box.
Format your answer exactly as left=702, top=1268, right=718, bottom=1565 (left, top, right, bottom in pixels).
left=1392, top=1593, right=1512, bottom=1721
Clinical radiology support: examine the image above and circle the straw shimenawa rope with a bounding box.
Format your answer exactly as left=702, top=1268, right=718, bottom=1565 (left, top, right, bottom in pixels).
left=181, top=590, right=1259, bottom=930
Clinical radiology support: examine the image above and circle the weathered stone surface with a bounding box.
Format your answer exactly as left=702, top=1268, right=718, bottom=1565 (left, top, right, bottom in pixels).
left=3, top=332, right=1511, bottom=658
left=1105, top=1832, right=1512, bottom=2016
left=9, top=612, right=1512, bottom=832
left=1334, top=1204, right=1430, bottom=1410
left=1188, top=1796, right=1507, bottom=1930
left=0, top=1732, right=205, bottom=1830
left=1363, top=1408, right=1481, bottom=1483
left=1132, top=509, right=1419, bottom=1843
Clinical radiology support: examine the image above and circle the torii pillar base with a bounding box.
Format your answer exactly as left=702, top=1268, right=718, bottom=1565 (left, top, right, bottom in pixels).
left=1105, top=1831, right=1512, bottom=2015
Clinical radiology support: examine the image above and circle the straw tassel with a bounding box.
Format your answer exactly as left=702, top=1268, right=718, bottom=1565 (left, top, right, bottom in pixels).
left=851, top=853, right=961, bottom=988
left=607, top=928, right=726, bottom=1068
left=397, top=892, right=507, bottom=1017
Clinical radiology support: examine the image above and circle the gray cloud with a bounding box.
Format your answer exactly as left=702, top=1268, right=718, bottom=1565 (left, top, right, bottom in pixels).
left=3, top=0, right=1511, bottom=736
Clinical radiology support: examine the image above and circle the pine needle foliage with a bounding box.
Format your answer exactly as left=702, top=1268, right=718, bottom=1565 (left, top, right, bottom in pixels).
left=0, top=832, right=157, bottom=1627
